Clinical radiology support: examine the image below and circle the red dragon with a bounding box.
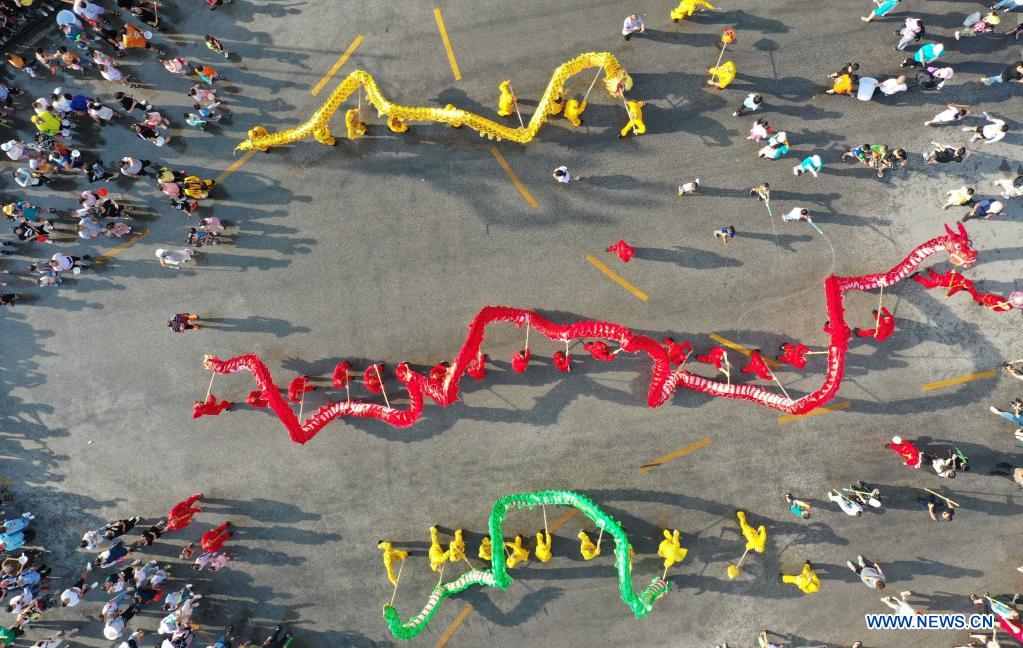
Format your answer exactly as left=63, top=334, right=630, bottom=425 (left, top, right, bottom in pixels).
left=200, top=224, right=983, bottom=444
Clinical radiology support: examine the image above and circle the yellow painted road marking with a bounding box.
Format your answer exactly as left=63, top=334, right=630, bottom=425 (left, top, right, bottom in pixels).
left=311, top=34, right=365, bottom=96
left=214, top=150, right=257, bottom=184
left=434, top=603, right=473, bottom=648
left=921, top=370, right=998, bottom=392
left=433, top=8, right=461, bottom=81
left=548, top=509, right=578, bottom=533
left=585, top=255, right=649, bottom=302
left=707, top=333, right=780, bottom=368
left=640, top=438, right=711, bottom=473
left=490, top=147, right=537, bottom=208
left=777, top=401, right=850, bottom=424
left=92, top=230, right=147, bottom=266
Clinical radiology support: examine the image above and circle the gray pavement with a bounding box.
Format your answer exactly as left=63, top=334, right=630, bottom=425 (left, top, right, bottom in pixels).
left=2, top=0, right=1023, bottom=646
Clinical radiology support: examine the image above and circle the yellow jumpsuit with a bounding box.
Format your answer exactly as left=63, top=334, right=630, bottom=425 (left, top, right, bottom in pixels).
left=564, top=99, right=586, bottom=126
left=378, top=541, right=408, bottom=586
left=708, top=61, right=736, bottom=89
left=671, top=0, right=714, bottom=21
left=547, top=91, right=565, bottom=116
left=535, top=531, right=552, bottom=563
left=657, top=529, right=688, bottom=570
left=498, top=80, right=516, bottom=117
left=447, top=529, right=465, bottom=563
left=386, top=116, right=408, bottom=133
left=619, top=101, right=646, bottom=137
left=505, top=535, right=530, bottom=568
left=428, top=526, right=449, bottom=572
left=578, top=530, right=600, bottom=560
left=781, top=562, right=820, bottom=594
left=736, top=511, right=767, bottom=553
left=345, top=108, right=366, bottom=140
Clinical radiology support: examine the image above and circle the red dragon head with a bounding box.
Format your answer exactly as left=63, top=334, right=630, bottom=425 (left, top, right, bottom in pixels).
left=943, top=223, right=977, bottom=268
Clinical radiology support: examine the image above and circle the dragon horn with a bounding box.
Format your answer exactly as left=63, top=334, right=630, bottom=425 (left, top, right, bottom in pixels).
left=957, top=222, right=967, bottom=237
left=944, top=224, right=955, bottom=238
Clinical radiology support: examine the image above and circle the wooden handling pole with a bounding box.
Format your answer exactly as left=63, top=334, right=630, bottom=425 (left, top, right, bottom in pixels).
left=874, top=284, right=885, bottom=339
left=508, top=82, right=525, bottom=130
left=389, top=559, right=405, bottom=606
left=204, top=372, right=215, bottom=400
left=374, top=364, right=391, bottom=409
left=582, top=65, right=604, bottom=104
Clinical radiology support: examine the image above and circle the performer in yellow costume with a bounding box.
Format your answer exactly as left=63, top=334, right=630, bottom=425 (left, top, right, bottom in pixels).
left=781, top=560, right=820, bottom=594
left=345, top=108, right=366, bottom=140
left=498, top=80, right=517, bottom=117
left=656, top=529, right=688, bottom=570
left=428, top=526, right=449, bottom=572
left=736, top=511, right=767, bottom=554
left=671, top=0, right=714, bottom=22
left=505, top=535, right=530, bottom=568
left=547, top=90, right=565, bottom=116
left=478, top=536, right=492, bottom=561
left=564, top=98, right=586, bottom=126
left=619, top=100, right=646, bottom=138
left=535, top=530, right=552, bottom=563
left=447, top=529, right=465, bottom=563
left=377, top=541, right=408, bottom=586
left=578, top=530, right=600, bottom=560
left=387, top=116, right=408, bottom=133
left=707, top=61, right=736, bottom=89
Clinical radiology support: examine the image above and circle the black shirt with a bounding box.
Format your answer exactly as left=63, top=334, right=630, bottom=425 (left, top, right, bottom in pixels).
left=1001, top=61, right=1023, bottom=83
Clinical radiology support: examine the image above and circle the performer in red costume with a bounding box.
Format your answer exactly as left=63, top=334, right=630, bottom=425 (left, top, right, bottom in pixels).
left=364, top=365, right=384, bottom=392
left=192, top=394, right=231, bottom=418
left=467, top=351, right=487, bottom=380
left=972, top=291, right=1013, bottom=311
left=607, top=240, right=635, bottom=263
left=332, top=361, right=350, bottom=388
left=167, top=493, right=203, bottom=531
left=427, top=362, right=450, bottom=389
left=855, top=307, right=895, bottom=341
left=777, top=343, right=809, bottom=368
left=201, top=522, right=233, bottom=552
left=696, top=347, right=727, bottom=369
left=663, top=338, right=692, bottom=367
left=552, top=351, right=571, bottom=372
left=887, top=435, right=922, bottom=468
left=287, top=376, right=315, bottom=402
left=584, top=340, right=616, bottom=361
left=512, top=349, right=530, bottom=373
left=246, top=389, right=268, bottom=408
left=741, top=350, right=773, bottom=380
left=912, top=268, right=974, bottom=297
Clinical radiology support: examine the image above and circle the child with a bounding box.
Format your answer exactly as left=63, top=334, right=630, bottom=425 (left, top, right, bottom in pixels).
left=733, top=93, right=762, bottom=116
left=713, top=225, right=736, bottom=246
left=204, top=34, right=229, bottom=58
left=747, top=118, right=771, bottom=142
left=678, top=178, right=699, bottom=195
left=785, top=492, right=810, bottom=519
left=552, top=166, right=571, bottom=183
left=793, top=155, right=822, bottom=177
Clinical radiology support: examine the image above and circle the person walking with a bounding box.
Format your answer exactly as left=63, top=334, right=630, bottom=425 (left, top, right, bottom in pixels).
left=166, top=493, right=203, bottom=531
left=201, top=522, right=233, bottom=552
left=785, top=492, right=810, bottom=519
left=780, top=560, right=820, bottom=594
left=961, top=199, right=1005, bottom=222
left=990, top=399, right=1023, bottom=426
left=924, top=103, right=969, bottom=126
left=964, top=112, right=1008, bottom=144
left=981, top=60, right=1023, bottom=85
left=847, top=555, right=887, bottom=589
left=881, top=591, right=918, bottom=615
left=862, top=0, right=901, bottom=22
left=733, top=93, right=762, bottom=117
left=895, top=17, right=924, bottom=49
left=552, top=166, right=572, bottom=183
left=168, top=313, right=200, bottom=333
left=942, top=186, right=975, bottom=209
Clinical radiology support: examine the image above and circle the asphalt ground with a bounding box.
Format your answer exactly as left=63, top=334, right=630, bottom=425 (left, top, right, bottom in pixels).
left=1, top=0, right=1023, bottom=646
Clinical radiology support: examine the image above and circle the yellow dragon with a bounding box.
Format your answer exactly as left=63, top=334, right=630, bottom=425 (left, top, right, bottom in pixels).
left=237, top=52, right=631, bottom=151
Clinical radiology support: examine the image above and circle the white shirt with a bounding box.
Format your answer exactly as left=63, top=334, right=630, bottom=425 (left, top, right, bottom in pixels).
left=121, top=158, right=142, bottom=175
left=100, top=65, right=124, bottom=82
left=879, top=78, right=908, bottom=95
left=622, top=15, right=645, bottom=34
left=104, top=616, right=125, bottom=640
left=749, top=122, right=768, bottom=139
left=553, top=166, right=571, bottom=183
left=931, top=107, right=962, bottom=123
left=829, top=491, right=863, bottom=515
left=90, top=104, right=114, bottom=121
left=51, top=253, right=74, bottom=271
left=73, top=1, right=104, bottom=21
left=60, top=587, right=81, bottom=606
left=782, top=208, right=809, bottom=222
left=3, top=141, right=25, bottom=160
left=742, top=93, right=760, bottom=111
left=981, top=118, right=1007, bottom=143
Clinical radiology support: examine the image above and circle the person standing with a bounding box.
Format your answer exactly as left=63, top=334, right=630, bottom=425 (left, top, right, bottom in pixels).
left=119, top=157, right=152, bottom=179
left=619, top=100, right=646, bottom=137
left=847, top=555, right=886, bottom=589
left=552, top=166, right=572, bottom=183
left=733, top=93, right=762, bottom=117
left=622, top=14, right=646, bottom=40
left=962, top=199, right=1004, bottom=222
